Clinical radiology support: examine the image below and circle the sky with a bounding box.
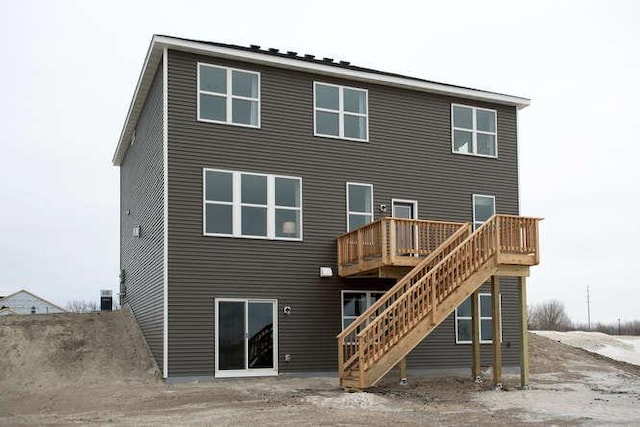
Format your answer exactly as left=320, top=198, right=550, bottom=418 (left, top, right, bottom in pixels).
left=0, top=0, right=638, bottom=325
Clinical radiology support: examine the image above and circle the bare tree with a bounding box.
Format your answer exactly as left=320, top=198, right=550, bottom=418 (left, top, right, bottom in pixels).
left=66, top=300, right=98, bottom=313
left=529, top=300, right=572, bottom=331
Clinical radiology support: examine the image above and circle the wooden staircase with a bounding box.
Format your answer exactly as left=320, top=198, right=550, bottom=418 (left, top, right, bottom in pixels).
left=337, top=215, right=540, bottom=389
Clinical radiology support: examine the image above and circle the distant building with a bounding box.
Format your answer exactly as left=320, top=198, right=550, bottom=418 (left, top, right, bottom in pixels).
left=0, top=290, right=66, bottom=315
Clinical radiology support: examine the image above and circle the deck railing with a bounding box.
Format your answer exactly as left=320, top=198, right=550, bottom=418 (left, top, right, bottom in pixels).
left=337, top=215, right=541, bottom=383
left=337, top=218, right=466, bottom=276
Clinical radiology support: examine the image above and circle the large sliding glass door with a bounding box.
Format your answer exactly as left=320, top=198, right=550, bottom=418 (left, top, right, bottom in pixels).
left=215, top=299, right=278, bottom=377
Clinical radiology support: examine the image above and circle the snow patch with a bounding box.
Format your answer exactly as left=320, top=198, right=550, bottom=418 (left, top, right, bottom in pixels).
left=305, top=392, right=404, bottom=412
left=533, top=331, right=640, bottom=366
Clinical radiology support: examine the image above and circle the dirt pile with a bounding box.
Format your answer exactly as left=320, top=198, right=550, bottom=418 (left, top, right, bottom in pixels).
left=0, top=308, right=157, bottom=392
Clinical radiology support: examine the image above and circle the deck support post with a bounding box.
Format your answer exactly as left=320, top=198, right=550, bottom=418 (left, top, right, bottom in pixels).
left=398, top=358, right=407, bottom=385
left=389, top=219, right=396, bottom=264
left=471, top=290, right=481, bottom=381
left=491, top=275, right=502, bottom=388
left=519, top=276, right=530, bottom=388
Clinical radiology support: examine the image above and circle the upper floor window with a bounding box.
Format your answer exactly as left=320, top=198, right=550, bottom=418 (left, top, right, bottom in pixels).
left=346, top=183, right=373, bottom=231
left=204, top=169, right=301, bottom=240
left=314, top=83, right=368, bottom=141
left=473, top=194, right=495, bottom=230
left=198, top=63, right=260, bottom=128
left=452, top=104, right=497, bottom=157
left=455, top=293, right=501, bottom=343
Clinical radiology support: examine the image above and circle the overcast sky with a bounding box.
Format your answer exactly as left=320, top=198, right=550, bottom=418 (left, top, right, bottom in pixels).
left=1, top=0, right=638, bottom=324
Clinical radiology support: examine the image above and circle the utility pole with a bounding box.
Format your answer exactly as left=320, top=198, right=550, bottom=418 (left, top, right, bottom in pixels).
left=618, top=318, right=621, bottom=335
left=586, top=285, right=591, bottom=331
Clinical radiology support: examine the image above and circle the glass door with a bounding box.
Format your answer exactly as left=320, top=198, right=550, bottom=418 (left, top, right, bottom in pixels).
left=216, top=299, right=277, bottom=377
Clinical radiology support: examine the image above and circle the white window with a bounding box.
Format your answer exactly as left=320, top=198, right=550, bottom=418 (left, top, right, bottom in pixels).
left=346, top=183, right=373, bottom=231
left=314, top=82, right=368, bottom=141
left=198, top=63, right=260, bottom=127
left=342, top=291, right=385, bottom=330
left=204, top=169, right=301, bottom=240
left=455, top=293, right=501, bottom=344
left=452, top=104, right=497, bottom=157
left=472, top=194, right=495, bottom=230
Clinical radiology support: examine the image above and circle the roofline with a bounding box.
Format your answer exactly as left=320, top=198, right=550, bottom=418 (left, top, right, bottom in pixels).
left=112, top=35, right=530, bottom=165
left=0, top=289, right=67, bottom=312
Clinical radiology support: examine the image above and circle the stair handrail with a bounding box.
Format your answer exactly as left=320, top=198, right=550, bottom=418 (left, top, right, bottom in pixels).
left=337, top=222, right=471, bottom=374
left=337, top=222, right=471, bottom=341
left=355, top=215, right=540, bottom=373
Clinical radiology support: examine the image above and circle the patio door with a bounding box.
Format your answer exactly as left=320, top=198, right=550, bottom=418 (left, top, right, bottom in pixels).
left=392, top=199, right=418, bottom=256
left=215, top=299, right=278, bottom=377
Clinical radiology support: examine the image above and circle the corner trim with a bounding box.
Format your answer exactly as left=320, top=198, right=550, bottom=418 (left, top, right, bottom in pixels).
left=162, top=47, right=169, bottom=379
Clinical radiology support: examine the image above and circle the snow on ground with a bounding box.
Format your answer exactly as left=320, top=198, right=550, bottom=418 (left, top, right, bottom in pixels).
left=479, top=369, right=640, bottom=424
left=532, top=330, right=640, bottom=366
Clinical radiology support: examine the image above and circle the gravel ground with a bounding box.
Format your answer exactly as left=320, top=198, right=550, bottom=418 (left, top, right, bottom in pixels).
left=1, top=311, right=639, bottom=425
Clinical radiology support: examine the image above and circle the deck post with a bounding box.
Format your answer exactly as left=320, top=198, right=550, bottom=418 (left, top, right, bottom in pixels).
left=471, top=290, right=481, bottom=381
left=398, top=358, right=407, bottom=385
left=519, top=276, right=530, bottom=388
left=491, top=275, right=502, bottom=388
left=389, top=219, right=396, bottom=264
left=381, top=219, right=388, bottom=264
left=357, top=228, right=364, bottom=270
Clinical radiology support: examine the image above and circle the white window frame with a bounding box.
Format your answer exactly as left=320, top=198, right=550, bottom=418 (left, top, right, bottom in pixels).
left=472, top=194, right=495, bottom=230
left=314, top=82, right=369, bottom=142
left=341, top=290, right=386, bottom=331
left=203, top=168, right=302, bottom=241
left=455, top=293, right=502, bottom=344
left=451, top=104, right=498, bottom=158
left=214, top=298, right=278, bottom=378
left=197, top=62, right=261, bottom=128
left=346, top=182, right=373, bottom=231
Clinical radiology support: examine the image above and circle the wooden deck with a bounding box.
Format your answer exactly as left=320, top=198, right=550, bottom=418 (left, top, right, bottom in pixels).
left=337, top=218, right=466, bottom=277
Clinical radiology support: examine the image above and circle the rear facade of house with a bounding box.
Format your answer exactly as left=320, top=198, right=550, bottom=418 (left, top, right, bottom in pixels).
left=115, top=36, right=533, bottom=380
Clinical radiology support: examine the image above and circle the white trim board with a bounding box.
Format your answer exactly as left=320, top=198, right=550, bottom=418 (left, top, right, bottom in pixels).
left=162, top=48, right=169, bottom=379
left=113, top=35, right=530, bottom=166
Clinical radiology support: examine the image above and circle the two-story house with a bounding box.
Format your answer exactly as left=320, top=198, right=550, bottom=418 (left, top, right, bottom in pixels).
left=113, top=35, right=540, bottom=389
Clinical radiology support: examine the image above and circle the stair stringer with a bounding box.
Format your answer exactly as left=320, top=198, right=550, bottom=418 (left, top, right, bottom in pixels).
left=361, top=256, right=499, bottom=388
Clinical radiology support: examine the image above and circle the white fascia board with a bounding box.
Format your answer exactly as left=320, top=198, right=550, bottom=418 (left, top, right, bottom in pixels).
left=112, top=41, right=163, bottom=165
left=113, top=35, right=530, bottom=165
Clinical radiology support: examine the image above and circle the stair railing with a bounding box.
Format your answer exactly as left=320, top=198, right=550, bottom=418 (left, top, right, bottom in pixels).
left=337, top=222, right=471, bottom=376
left=355, top=215, right=540, bottom=375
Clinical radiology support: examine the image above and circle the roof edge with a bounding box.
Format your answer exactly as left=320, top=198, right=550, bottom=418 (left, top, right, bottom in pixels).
left=0, top=289, right=67, bottom=312
left=113, top=35, right=530, bottom=166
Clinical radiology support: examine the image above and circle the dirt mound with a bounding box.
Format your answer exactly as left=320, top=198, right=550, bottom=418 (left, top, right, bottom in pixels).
left=0, top=308, right=157, bottom=392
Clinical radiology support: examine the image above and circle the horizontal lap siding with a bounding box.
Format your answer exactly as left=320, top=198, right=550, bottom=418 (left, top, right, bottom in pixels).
left=166, top=49, right=521, bottom=376
left=120, top=65, right=165, bottom=370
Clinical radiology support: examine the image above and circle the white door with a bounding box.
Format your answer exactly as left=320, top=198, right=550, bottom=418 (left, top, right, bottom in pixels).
left=215, top=299, right=278, bottom=377
left=392, top=199, right=418, bottom=256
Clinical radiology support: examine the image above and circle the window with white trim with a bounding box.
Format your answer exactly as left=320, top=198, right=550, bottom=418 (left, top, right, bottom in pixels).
left=342, top=291, right=385, bottom=330
left=204, top=169, right=301, bottom=240
left=198, top=63, right=260, bottom=127
left=455, top=293, right=501, bottom=343
left=452, top=104, right=497, bottom=157
left=314, top=82, right=368, bottom=141
left=473, top=194, right=495, bottom=230
left=346, top=183, right=373, bottom=231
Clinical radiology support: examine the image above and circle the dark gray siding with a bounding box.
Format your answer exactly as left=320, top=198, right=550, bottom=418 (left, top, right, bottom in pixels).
left=120, top=64, right=165, bottom=370
left=166, top=49, right=521, bottom=376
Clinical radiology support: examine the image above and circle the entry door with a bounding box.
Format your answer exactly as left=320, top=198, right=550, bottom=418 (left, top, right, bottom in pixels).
left=215, top=299, right=278, bottom=377
left=392, top=200, right=418, bottom=256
